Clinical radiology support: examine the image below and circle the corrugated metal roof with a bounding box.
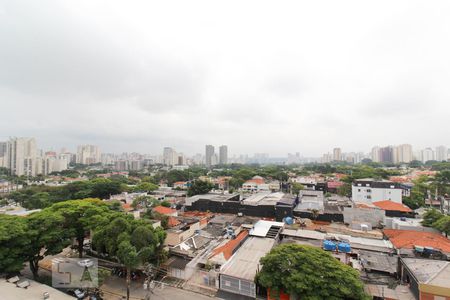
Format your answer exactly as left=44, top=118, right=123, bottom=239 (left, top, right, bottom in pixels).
left=220, top=237, right=275, bottom=281
left=249, top=220, right=284, bottom=237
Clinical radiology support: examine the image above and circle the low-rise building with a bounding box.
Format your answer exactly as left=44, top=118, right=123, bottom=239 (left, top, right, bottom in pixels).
left=153, top=205, right=178, bottom=217
left=385, top=217, right=440, bottom=233
left=343, top=202, right=385, bottom=229
left=400, top=258, right=450, bottom=300
left=186, top=192, right=295, bottom=221
left=373, top=200, right=414, bottom=217
left=384, top=229, right=450, bottom=258
left=165, top=217, right=205, bottom=247
left=352, top=179, right=403, bottom=204
left=219, top=236, right=276, bottom=298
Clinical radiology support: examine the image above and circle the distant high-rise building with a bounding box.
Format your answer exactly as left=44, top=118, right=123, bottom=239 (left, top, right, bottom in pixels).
left=393, top=144, right=413, bottom=163
left=219, top=145, right=228, bottom=165
left=0, top=142, right=6, bottom=157
left=435, top=145, right=448, bottom=162
left=379, top=146, right=394, bottom=163
left=205, top=145, right=215, bottom=168
left=333, top=148, right=342, bottom=161
left=421, top=148, right=435, bottom=163
left=322, top=153, right=332, bottom=163
left=76, top=145, right=100, bottom=165
left=163, top=147, right=178, bottom=166
left=5, top=137, right=38, bottom=176
left=371, top=146, right=380, bottom=163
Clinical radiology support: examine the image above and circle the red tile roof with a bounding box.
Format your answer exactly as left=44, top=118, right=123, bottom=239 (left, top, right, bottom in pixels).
left=245, top=179, right=265, bottom=185
left=168, top=216, right=181, bottom=227
left=373, top=200, right=412, bottom=212
left=384, top=229, right=450, bottom=253
left=153, top=206, right=176, bottom=215
left=210, top=230, right=249, bottom=260
left=121, top=203, right=132, bottom=211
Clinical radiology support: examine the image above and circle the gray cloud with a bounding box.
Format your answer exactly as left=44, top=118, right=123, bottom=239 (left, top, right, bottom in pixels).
left=1, top=0, right=450, bottom=156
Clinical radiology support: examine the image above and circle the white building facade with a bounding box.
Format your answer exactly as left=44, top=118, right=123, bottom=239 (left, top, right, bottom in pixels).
left=352, top=179, right=403, bottom=204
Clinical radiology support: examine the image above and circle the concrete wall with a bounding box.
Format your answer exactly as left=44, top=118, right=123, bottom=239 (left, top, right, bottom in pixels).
left=385, top=217, right=440, bottom=233
left=165, top=222, right=201, bottom=246
left=343, top=206, right=385, bottom=227
left=220, top=274, right=256, bottom=298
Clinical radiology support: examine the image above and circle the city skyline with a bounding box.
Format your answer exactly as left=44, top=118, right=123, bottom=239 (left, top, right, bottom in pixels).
left=2, top=1, right=450, bottom=156
left=2, top=135, right=450, bottom=162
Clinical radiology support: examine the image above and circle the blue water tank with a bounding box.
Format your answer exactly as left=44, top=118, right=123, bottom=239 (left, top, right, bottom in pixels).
left=284, top=217, right=294, bottom=225
left=338, top=242, right=351, bottom=253
left=323, top=240, right=336, bottom=251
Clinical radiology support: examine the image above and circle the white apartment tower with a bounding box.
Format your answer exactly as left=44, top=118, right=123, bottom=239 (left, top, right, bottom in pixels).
left=5, top=137, right=38, bottom=176
left=435, top=145, right=448, bottom=162
left=76, top=145, right=101, bottom=165
left=333, top=148, right=342, bottom=161
left=163, top=147, right=178, bottom=166
left=371, top=146, right=380, bottom=163
left=421, top=148, right=435, bottom=163
left=393, top=144, right=413, bottom=163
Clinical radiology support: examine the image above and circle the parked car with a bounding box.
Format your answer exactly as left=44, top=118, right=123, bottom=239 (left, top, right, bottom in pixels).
left=77, top=259, right=94, bottom=268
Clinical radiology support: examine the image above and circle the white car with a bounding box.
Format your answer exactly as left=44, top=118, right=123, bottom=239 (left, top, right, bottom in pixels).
left=77, top=259, right=94, bottom=268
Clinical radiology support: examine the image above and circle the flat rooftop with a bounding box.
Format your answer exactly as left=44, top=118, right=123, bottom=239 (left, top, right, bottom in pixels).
left=220, top=236, right=276, bottom=281
left=249, top=220, right=284, bottom=237
left=242, top=192, right=285, bottom=206
left=185, top=193, right=240, bottom=206
left=281, top=229, right=393, bottom=252
left=402, top=258, right=450, bottom=285
left=0, top=278, right=74, bottom=300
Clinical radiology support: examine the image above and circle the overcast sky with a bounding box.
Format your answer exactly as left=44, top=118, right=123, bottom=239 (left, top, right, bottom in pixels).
left=1, top=0, right=450, bottom=157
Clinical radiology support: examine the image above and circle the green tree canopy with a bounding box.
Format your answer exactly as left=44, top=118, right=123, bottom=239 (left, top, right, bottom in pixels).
left=132, top=182, right=159, bottom=193
left=422, top=209, right=444, bottom=227
left=291, top=183, right=304, bottom=196
left=0, top=215, right=30, bottom=273
left=25, top=210, right=70, bottom=278
left=257, top=244, right=368, bottom=300
left=92, top=216, right=166, bottom=300
left=337, top=183, right=352, bottom=197
left=433, top=215, right=450, bottom=237
left=187, top=180, right=214, bottom=196
left=48, top=198, right=112, bottom=258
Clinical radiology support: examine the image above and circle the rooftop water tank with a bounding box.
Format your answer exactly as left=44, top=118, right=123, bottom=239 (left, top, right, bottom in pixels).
left=323, top=240, right=336, bottom=251
left=338, top=242, right=351, bottom=253
left=284, top=217, right=294, bottom=225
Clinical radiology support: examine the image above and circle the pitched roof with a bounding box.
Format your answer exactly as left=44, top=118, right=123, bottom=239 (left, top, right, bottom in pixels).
left=153, top=205, right=176, bottom=215
left=210, top=230, right=249, bottom=261
left=384, top=229, right=450, bottom=253
left=373, top=200, right=412, bottom=212
left=121, top=203, right=132, bottom=211
left=168, top=216, right=181, bottom=228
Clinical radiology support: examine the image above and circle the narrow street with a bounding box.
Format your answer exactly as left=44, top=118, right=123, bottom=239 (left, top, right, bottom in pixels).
left=100, top=276, right=221, bottom=300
